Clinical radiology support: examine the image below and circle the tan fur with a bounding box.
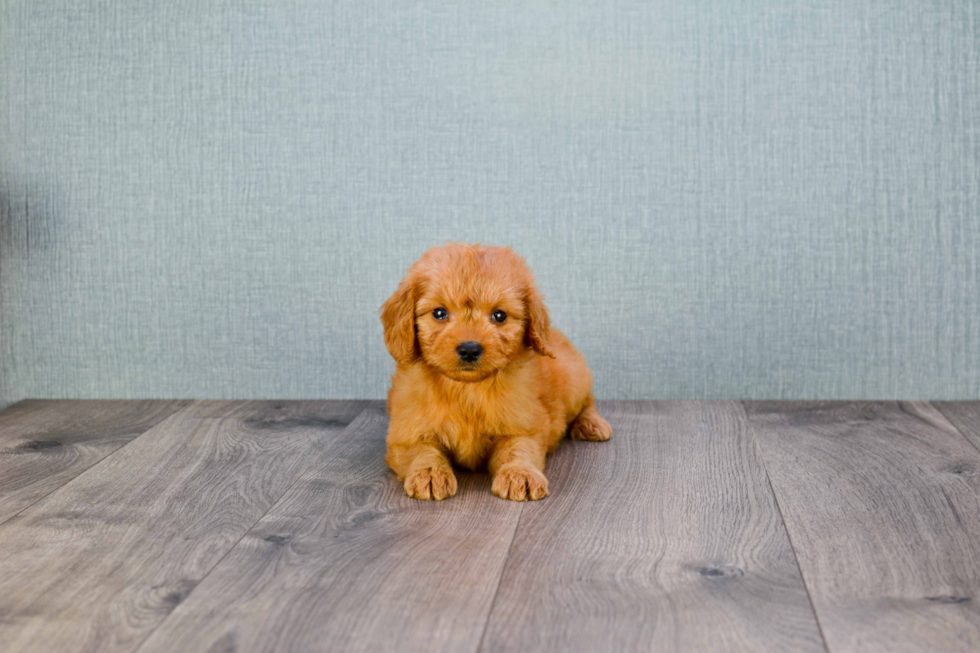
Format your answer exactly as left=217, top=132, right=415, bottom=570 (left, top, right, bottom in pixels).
left=380, top=243, right=611, bottom=501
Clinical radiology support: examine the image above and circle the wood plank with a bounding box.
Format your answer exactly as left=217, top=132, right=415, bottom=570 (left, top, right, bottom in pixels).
left=934, top=401, right=980, bottom=453
left=0, top=400, right=190, bottom=525
left=0, top=400, right=366, bottom=653
left=137, top=403, right=525, bottom=653
left=745, top=401, right=980, bottom=653
left=480, top=401, right=825, bottom=652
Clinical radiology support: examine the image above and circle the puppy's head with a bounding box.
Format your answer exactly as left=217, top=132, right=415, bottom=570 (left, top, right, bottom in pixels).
left=380, top=243, right=554, bottom=382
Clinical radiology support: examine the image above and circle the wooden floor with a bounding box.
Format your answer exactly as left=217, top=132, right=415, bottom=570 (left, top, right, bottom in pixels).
left=0, top=401, right=978, bottom=652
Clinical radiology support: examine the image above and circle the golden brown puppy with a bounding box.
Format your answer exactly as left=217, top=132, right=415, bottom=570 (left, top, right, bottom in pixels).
left=380, top=243, right=611, bottom=501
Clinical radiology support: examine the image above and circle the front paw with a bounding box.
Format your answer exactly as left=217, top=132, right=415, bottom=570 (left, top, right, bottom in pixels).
left=404, top=466, right=458, bottom=500
left=492, top=465, right=549, bottom=501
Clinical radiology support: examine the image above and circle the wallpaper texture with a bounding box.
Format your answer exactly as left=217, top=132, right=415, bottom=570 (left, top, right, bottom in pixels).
left=1, top=0, right=978, bottom=404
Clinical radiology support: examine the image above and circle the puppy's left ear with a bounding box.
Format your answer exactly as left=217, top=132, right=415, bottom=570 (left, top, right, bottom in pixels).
left=380, top=271, right=422, bottom=365
left=524, top=282, right=555, bottom=358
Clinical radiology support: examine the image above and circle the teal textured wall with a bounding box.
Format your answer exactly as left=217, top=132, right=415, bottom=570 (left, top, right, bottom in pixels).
left=1, top=0, right=978, bottom=405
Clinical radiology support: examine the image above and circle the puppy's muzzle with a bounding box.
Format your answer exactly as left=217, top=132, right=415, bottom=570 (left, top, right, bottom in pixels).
left=456, top=341, right=483, bottom=364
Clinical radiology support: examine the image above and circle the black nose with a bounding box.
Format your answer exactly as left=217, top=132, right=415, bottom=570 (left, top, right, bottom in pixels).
left=457, top=341, right=483, bottom=363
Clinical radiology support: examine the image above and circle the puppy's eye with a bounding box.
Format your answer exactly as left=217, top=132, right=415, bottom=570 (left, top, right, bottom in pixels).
left=432, top=308, right=449, bottom=321
left=491, top=310, right=507, bottom=324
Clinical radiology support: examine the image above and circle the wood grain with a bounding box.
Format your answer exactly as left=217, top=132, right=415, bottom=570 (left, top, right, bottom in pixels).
left=136, top=403, right=525, bottom=653
left=0, top=400, right=190, bottom=525
left=934, top=401, right=980, bottom=453
left=745, top=401, right=980, bottom=653
left=480, top=401, right=825, bottom=652
left=6, top=400, right=978, bottom=652
left=0, top=400, right=366, bottom=653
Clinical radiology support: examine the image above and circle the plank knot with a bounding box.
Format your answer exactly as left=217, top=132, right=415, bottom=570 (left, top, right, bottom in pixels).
left=696, top=565, right=744, bottom=579
left=947, top=463, right=976, bottom=477
left=20, top=440, right=63, bottom=450
left=926, top=595, right=970, bottom=604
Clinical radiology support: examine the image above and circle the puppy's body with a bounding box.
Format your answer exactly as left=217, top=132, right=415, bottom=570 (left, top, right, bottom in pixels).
left=381, top=243, right=610, bottom=501
left=388, top=328, right=590, bottom=471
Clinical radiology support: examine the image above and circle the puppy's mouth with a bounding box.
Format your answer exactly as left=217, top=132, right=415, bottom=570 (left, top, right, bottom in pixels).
left=420, top=349, right=497, bottom=382
left=444, top=363, right=494, bottom=382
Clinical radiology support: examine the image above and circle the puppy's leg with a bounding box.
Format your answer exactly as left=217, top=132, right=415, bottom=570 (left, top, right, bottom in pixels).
left=387, top=442, right=458, bottom=501
left=570, top=395, right=612, bottom=442
left=489, top=437, right=549, bottom=501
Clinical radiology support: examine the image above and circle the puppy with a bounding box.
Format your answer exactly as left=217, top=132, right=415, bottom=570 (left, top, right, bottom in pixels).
left=380, top=243, right=611, bottom=501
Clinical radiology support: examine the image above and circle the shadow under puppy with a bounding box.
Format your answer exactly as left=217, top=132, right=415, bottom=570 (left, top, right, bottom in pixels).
left=380, top=243, right=611, bottom=501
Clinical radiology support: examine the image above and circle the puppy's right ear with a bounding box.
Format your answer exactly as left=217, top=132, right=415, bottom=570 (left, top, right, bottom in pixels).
left=524, top=282, right=555, bottom=359
left=380, top=272, right=421, bottom=365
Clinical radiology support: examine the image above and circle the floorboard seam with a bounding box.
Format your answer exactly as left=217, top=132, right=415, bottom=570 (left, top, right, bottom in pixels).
left=741, top=401, right=833, bottom=653
left=129, top=400, right=371, bottom=653
left=0, top=400, right=195, bottom=529
left=474, top=501, right=525, bottom=653
left=932, top=401, right=980, bottom=457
